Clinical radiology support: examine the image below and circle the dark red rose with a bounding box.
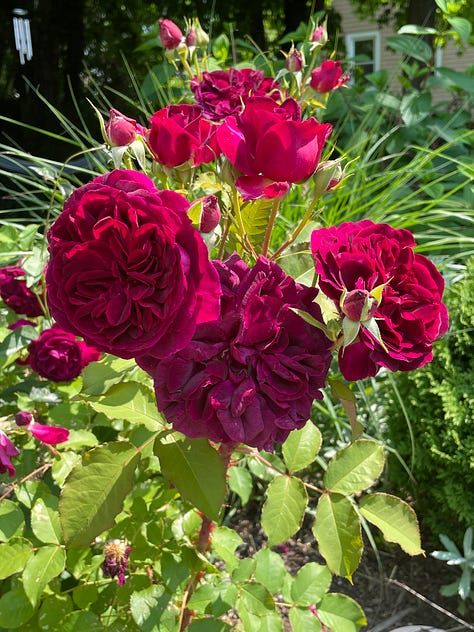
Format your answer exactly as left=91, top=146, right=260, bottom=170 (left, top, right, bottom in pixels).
left=310, top=60, right=349, bottom=93
left=142, top=255, right=332, bottom=451
left=216, top=96, right=332, bottom=200
left=159, top=19, right=183, bottom=49
left=191, top=67, right=282, bottom=122
left=148, top=104, right=219, bottom=168
left=105, top=109, right=138, bottom=146
left=46, top=170, right=221, bottom=360
left=0, top=264, right=43, bottom=317
left=310, top=220, right=449, bottom=380
left=25, top=324, right=100, bottom=382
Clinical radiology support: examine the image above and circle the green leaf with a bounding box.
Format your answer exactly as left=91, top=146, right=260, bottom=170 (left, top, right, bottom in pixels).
left=386, top=34, right=433, bottom=63
left=290, top=562, right=331, bottom=606
left=261, top=475, right=307, bottom=546
left=328, top=379, right=363, bottom=440
left=59, top=442, right=140, bottom=547
left=436, top=67, right=474, bottom=94
left=313, top=494, right=362, bottom=580
left=38, top=594, right=73, bottom=629
left=31, top=496, right=61, bottom=544
left=188, top=620, right=231, bottom=632
left=398, top=24, right=438, bottom=35
left=0, top=499, right=24, bottom=541
left=228, top=465, right=253, bottom=505
left=318, top=593, right=366, bottom=631
left=81, top=355, right=141, bottom=396
left=212, top=526, right=243, bottom=573
left=0, top=537, right=32, bottom=579
left=282, top=422, right=322, bottom=473
left=212, top=33, right=230, bottom=63
left=289, top=607, right=322, bottom=631
left=254, top=548, right=288, bottom=595
left=0, top=326, right=37, bottom=358
left=323, top=439, right=385, bottom=495
left=358, top=493, right=424, bottom=556
left=154, top=436, right=226, bottom=521
left=238, top=582, right=275, bottom=615
left=61, top=611, right=101, bottom=631
left=88, top=381, right=165, bottom=431
left=0, top=586, right=35, bottom=629
left=400, top=91, right=432, bottom=126
left=447, top=17, right=472, bottom=41
left=130, top=584, right=173, bottom=632
left=23, top=545, right=66, bottom=606
left=240, top=198, right=274, bottom=238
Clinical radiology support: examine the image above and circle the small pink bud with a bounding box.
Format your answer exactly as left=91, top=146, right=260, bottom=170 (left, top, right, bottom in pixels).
left=159, top=19, right=183, bottom=50
left=185, top=27, right=196, bottom=47
left=286, top=46, right=304, bottom=73
left=311, top=24, right=327, bottom=46
left=105, top=109, right=138, bottom=147
left=199, top=195, right=221, bottom=233
left=342, top=289, right=378, bottom=322
left=15, top=411, right=34, bottom=427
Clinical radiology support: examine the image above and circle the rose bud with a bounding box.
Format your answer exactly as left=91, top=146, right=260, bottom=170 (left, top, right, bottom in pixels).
left=159, top=19, right=183, bottom=50
left=286, top=46, right=304, bottom=73
left=311, top=23, right=328, bottom=46
left=185, top=26, right=196, bottom=47
left=15, top=412, right=69, bottom=445
left=199, top=195, right=221, bottom=233
left=105, top=109, right=138, bottom=147
left=342, top=289, right=378, bottom=322
left=310, top=60, right=350, bottom=93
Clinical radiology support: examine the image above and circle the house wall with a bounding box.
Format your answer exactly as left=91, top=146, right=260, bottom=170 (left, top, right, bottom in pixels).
left=332, top=0, right=474, bottom=100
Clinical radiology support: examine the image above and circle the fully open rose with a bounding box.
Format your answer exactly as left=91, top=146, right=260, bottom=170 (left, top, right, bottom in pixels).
left=46, top=170, right=221, bottom=359
left=142, top=254, right=332, bottom=451
left=310, top=220, right=449, bottom=380
left=216, top=96, right=332, bottom=200
left=0, top=264, right=43, bottom=318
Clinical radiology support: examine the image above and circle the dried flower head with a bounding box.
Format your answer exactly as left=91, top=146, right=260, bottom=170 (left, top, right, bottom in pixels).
left=102, top=539, right=131, bottom=586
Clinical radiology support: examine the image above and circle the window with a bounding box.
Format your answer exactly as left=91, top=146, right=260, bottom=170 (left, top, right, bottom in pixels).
left=346, top=32, right=381, bottom=78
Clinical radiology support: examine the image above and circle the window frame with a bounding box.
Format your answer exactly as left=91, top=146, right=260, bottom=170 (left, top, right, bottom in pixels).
left=345, top=31, right=381, bottom=78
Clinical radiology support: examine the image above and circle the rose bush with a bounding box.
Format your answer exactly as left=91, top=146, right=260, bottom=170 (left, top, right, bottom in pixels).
left=310, top=219, right=449, bottom=381
left=46, top=169, right=221, bottom=360
left=144, top=254, right=332, bottom=450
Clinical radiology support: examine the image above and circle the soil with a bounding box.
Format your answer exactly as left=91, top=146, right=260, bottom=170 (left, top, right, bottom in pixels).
left=231, top=511, right=474, bottom=631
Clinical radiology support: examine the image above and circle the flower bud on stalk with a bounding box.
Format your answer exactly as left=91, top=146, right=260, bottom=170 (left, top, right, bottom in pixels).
left=105, top=109, right=138, bottom=147
left=311, top=23, right=328, bottom=46
left=342, top=289, right=378, bottom=322
left=159, top=19, right=183, bottom=49
left=286, top=46, right=304, bottom=73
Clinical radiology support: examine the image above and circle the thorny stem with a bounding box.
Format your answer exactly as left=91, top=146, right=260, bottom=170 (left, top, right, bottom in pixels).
left=261, top=197, right=282, bottom=257
left=0, top=463, right=52, bottom=502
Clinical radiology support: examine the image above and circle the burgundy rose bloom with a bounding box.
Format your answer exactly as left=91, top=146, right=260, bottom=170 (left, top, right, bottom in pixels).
left=310, top=60, right=349, bottom=93
left=159, top=19, right=183, bottom=49
left=191, top=67, right=282, bottom=122
left=15, top=412, right=69, bottom=445
left=46, top=170, right=221, bottom=360
left=0, top=430, right=19, bottom=477
left=105, top=108, right=138, bottom=147
left=310, top=220, right=449, bottom=381
left=8, top=319, right=36, bottom=330
left=142, top=255, right=332, bottom=451
left=216, top=96, right=332, bottom=200
left=25, top=324, right=100, bottom=382
left=0, top=265, right=43, bottom=317
left=148, top=104, right=219, bottom=168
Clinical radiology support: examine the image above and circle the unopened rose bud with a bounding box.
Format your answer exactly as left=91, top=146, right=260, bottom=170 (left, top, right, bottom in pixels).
left=185, top=26, right=196, bottom=47
left=105, top=109, right=138, bottom=147
left=286, top=46, right=304, bottom=73
left=342, top=289, right=378, bottom=322
left=311, top=23, right=328, bottom=46
left=15, top=410, right=34, bottom=427
left=193, top=18, right=209, bottom=48
left=312, top=160, right=344, bottom=198
left=189, top=195, right=221, bottom=233
left=159, top=18, right=183, bottom=50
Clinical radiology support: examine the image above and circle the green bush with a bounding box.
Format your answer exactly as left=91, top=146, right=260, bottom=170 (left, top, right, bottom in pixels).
left=384, top=257, right=474, bottom=540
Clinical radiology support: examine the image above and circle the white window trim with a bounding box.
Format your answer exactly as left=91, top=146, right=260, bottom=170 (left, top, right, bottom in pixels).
left=345, top=31, right=381, bottom=77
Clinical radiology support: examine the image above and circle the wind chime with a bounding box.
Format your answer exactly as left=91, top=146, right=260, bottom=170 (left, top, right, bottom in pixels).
left=13, top=8, right=33, bottom=65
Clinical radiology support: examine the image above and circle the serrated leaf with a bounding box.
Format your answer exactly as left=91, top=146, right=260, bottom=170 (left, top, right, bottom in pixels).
left=60, top=442, right=140, bottom=547
left=328, top=379, right=362, bottom=440
left=210, top=526, right=243, bottom=573
left=359, top=493, right=424, bottom=556
left=283, top=422, right=322, bottom=473
left=0, top=537, right=32, bottom=579
left=23, top=545, right=66, bottom=606
left=240, top=198, right=273, bottom=238
left=291, top=562, right=331, bottom=606
left=324, top=439, right=384, bottom=495
left=0, top=499, right=24, bottom=541
left=254, top=548, right=288, bottom=595
left=88, top=381, right=164, bottom=431
left=238, top=582, right=275, bottom=615
left=38, top=594, right=73, bottom=629
left=318, top=593, right=366, bottom=631
left=228, top=465, right=253, bottom=505
left=81, top=356, right=141, bottom=395
left=130, top=585, right=173, bottom=632
left=31, top=496, right=61, bottom=544
left=0, top=586, right=35, bottom=629
left=314, top=494, right=362, bottom=580
left=289, top=607, right=322, bottom=631
left=154, top=436, right=226, bottom=521
left=261, top=475, right=307, bottom=546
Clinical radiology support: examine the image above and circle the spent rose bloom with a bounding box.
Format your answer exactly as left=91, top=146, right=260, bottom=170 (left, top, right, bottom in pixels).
left=191, top=67, right=282, bottom=122
left=216, top=96, right=332, bottom=200
left=24, top=325, right=100, bottom=382
left=0, top=430, right=19, bottom=477
left=159, top=19, right=183, bottom=49
left=148, top=104, right=220, bottom=168
left=15, top=411, right=69, bottom=445
left=310, top=220, right=449, bottom=381
left=0, top=264, right=43, bottom=317
left=141, top=254, right=332, bottom=451
left=46, top=170, right=221, bottom=360
left=310, top=60, right=349, bottom=93
left=102, top=539, right=132, bottom=586
left=105, top=108, right=138, bottom=147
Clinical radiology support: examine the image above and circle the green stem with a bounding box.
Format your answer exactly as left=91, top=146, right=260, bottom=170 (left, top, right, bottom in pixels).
left=271, top=194, right=321, bottom=260
left=261, top=197, right=282, bottom=257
